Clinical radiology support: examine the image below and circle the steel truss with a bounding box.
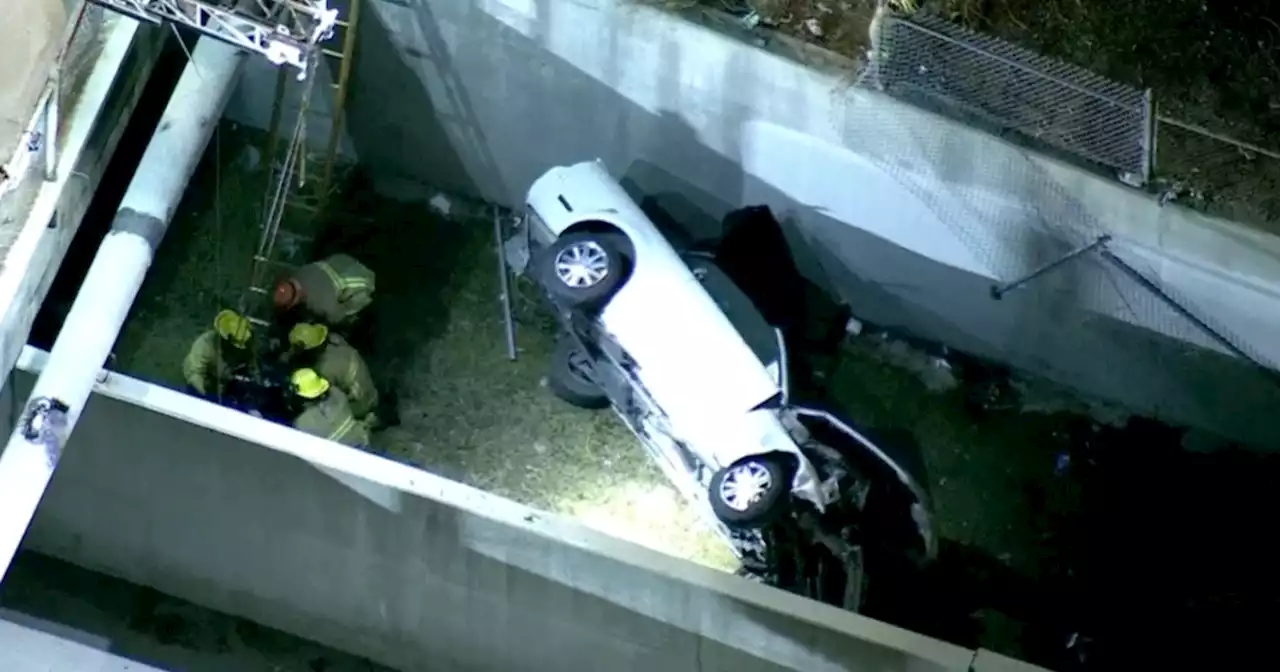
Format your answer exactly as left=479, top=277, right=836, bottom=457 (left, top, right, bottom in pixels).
left=85, top=0, right=338, bottom=77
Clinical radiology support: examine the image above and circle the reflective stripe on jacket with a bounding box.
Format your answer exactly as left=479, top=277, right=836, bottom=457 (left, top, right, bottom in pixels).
left=182, top=330, right=236, bottom=395
left=312, top=333, right=378, bottom=420
left=292, top=387, right=370, bottom=448
left=293, top=254, right=376, bottom=325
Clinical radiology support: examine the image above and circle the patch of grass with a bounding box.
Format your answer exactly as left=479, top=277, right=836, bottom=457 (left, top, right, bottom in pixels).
left=822, top=337, right=1082, bottom=580
left=356, top=212, right=739, bottom=569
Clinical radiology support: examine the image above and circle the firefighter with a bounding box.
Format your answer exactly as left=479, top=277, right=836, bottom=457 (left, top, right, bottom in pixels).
left=288, top=367, right=370, bottom=448
left=183, top=309, right=253, bottom=398
left=272, top=253, right=375, bottom=328
left=286, top=322, right=380, bottom=427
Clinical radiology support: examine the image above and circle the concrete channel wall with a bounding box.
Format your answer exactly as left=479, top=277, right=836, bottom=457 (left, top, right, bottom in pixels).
left=3, top=351, right=1047, bottom=671
left=0, top=0, right=64, bottom=168
left=273, top=0, right=1280, bottom=450
left=0, top=19, right=164, bottom=391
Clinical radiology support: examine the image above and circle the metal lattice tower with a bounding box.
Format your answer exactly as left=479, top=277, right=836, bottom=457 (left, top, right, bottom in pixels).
left=85, top=0, right=340, bottom=77
left=241, top=0, right=362, bottom=328
left=84, top=0, right=355, bottom=330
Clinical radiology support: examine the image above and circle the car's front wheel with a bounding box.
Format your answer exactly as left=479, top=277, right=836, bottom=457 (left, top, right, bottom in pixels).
left=538, top=232, right=626, bottom=310
left=709, top=455, right=791, bottom=528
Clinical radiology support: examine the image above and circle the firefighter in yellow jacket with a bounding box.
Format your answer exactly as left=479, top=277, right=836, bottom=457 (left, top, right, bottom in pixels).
left=286, top=322, right=380, bottom=426
left=273, top=253, right=375, bottom=327
left=288, top=368, right=370, bottom=448
left=182, top=309, right=253, bottom=397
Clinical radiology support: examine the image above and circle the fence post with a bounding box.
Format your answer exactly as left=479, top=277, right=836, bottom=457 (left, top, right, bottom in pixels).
left=1139, top=87, right=1157, bottom=186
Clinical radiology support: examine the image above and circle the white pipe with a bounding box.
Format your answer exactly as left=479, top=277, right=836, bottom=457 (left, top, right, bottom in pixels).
left=0, top=38, right=247, bottom=583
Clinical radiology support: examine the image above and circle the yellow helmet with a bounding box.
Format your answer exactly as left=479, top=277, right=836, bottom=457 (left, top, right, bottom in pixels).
left=288, top=322, right=329, bottom=350
left=214, top=309, right=251, bottom=348
left=290, top=368, right=331, bottom=399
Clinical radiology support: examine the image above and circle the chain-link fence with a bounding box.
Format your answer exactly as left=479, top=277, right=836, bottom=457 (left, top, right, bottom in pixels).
left=833, top=13, right=1280, bottom=446
left=870, top=13, right=1155, bottom=183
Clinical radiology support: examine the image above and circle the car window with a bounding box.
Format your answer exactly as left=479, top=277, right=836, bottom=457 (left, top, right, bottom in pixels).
left=682, top=255, right=782, bottom=373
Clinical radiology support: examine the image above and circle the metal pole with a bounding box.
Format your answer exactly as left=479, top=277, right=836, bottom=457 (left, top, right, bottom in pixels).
left=1138, top=88, right=1155, bottom=185
left=495, top=206, right=517, bottom=361
left=1101, top=250, right=1280, bottom=382
left=990, top=235, right=1111, bottom=300
left=44, top=72, right=59, bottom=182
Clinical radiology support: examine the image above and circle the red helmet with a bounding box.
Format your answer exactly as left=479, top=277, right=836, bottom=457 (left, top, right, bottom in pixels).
left=273, top=278, right=301, bottom=311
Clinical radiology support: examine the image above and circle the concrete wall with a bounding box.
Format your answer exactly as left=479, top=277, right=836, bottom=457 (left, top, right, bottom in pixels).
left=0, top=0, right=65, bottom=162
left=0, top=20, right=163, bottom=391
left=0, top=355, right=1007, bottom=671
left=323, top=0, right=1280, bottom=448
left=221, top=1, right=358, bottom=159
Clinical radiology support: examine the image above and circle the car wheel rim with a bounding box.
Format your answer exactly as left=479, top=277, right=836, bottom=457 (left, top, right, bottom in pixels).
left=565, top=347, right=595, bottom=384
left=554, top=241, right=610, bottom=288
left=719, top=462, right=772, bottom=512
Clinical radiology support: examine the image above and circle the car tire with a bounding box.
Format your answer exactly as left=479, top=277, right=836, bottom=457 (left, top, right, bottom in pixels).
left=709, top=455, right=791, bottom=528
left=547, top=338, right=610, bottom=410
left=539, top=232, right=626, bottom=310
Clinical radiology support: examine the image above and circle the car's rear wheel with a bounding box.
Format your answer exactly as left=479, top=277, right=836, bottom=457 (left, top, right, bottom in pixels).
left=539, top=232, right=626, bottom=309
left=547, top=338, right=610, bottom=409
left=710, top=455, right=791, bottom=528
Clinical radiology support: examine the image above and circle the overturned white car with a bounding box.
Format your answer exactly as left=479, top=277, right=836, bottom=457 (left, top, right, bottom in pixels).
left=508, top=159, right=935, bottom=609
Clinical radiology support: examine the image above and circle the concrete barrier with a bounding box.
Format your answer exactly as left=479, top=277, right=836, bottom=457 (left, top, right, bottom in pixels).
left=1, top=347, right=1037, bottom=671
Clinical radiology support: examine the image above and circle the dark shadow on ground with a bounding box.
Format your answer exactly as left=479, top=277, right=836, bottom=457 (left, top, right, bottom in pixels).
left=29, top=32, right=194, bottom=350
left=311, top=172, right=481, bottom=406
